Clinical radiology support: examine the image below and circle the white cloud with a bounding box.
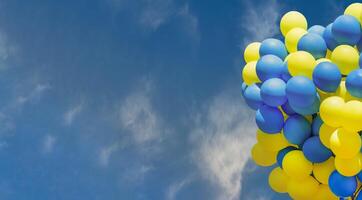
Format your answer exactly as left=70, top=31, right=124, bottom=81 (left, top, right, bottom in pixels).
left=240, top=0, right=281, bottom=45
left=15, top=83, right=51, bottom=107
left=98, top=142, right=121, bottom=167
left=190, top=91, right=256, bottom=200
left=64, top=102, right=83, bottom=126
left=42, top=135, right=56, bottom=154
left=165, top=177, right=193, bottom=200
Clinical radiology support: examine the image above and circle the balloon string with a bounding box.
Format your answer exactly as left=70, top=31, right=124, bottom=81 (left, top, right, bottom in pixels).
left=352, top=184, right=362, bottom=199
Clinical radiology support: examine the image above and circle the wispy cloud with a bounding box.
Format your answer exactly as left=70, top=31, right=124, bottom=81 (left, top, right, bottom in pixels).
left=165, top=177, right=193, bottom=200
left=98, top=142, right=121, bottom=167
left=42, top=134, right=56, bottom=154
left=15, top=83, right=51, bottom=107
left=190, top=91, right=256, bottom=200
left=240, top=0, right=281, bottom=45
left=64, top=102, right=83, bottom=126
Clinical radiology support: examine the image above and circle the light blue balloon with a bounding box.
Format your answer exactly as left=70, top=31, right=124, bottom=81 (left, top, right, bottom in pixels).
left=288, top=95, right=320, bottom=115
left=241, top=82, right=248, bottom=95
left=323, top=23, right=339, bottom=50
left=312, top=62, right=342, bottom=92
left=346, top=69, right=362, bottom=98
left=312, top=115, right=323, bottom=136
left=243, top=84, right=263, bottom=110
left=332, top=15, right=361, bottom=46
left=286, top=76, right=317, bottom=107
left=256, top=55, right=284, bottom=81
left=283, top=114, right=311, bottom=146
left=259, top=38, right=288, bottom=60
left=281, top=61, right=292, bottom=82
left=298, top=33, right=327, bottom=59
left=308, top=25, right=325, bottom=37
left=302, top=136, right=332, bottom=163
left=260, top=78, right=287, bottom=107
left=329, top=170, right=357, bottom=198
left=255, top=104, right=284, bottom=134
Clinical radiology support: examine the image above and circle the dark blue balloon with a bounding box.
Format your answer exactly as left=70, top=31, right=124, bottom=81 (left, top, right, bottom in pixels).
left=357, top=171, right=362, bottom=182
left=358, top=38, right=362, bottom=53
left=357, top=190, right=362, bottom=200
left=255, top=104, right=284, bottom=134
left=332, top=15, right=361, bottom=46
left=298, top=33, right=327, bottom=59
left=256, top=55, right=285, bottom=81
left=281, top=61, right=292, bottom=82
left=243, top=84, right=263, bottom=110
left=308, top=25, right=325, bottom=37
left=323, top=23, right=339, bottom=50
left=286, top=76, right=317, bottom=107
left=329, top=170, right=357, bottom=198
left=288, top=96, right=320, bottom=115
left=312, top=115, right=323, bottom=136
left=283, top=115, right=311, bottom=145
left=302, top=136, right=332, bottom=163
left=313, top=62, right=342, bottom=92
left=260, top=78, right=287, bottom=107
left=259, top=38, right=288, bottom=60
left=277, top=146, right=298, bottom=168
left=281, top=101, right=296, bottom=115
left=346, top=69, right=362, bottom=98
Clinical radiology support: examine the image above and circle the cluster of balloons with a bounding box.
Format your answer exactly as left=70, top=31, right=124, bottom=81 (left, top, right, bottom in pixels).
left=241, top=3, right=362, bottom=200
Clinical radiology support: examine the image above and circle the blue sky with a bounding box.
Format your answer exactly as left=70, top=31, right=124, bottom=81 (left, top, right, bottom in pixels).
left=0, top=0, right=359, bottom=199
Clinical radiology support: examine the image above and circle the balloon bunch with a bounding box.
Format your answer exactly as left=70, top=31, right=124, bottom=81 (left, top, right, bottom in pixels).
left=241, top=3, right=362, bottom=200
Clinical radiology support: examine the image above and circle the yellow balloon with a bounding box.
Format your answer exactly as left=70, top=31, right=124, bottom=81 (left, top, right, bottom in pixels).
left=287, top=51, right=316, bottom=79
left=256, top=130, right=289, bottom=152
left=319, top=124, right=337, bottom=148
left=268, top=167, right=289, bottom=193
left=242, top=61, right=260, bottom=85
left=335, top=154, right=361, bottom=176
left=344, top=3, right=362, bottom=24
left=317, top=89, right=333, bottom=102
left=244, top=42, right=260, bottom=63
left=316, top=58, right=331, bottom=65
left=315, top=184, right=339, bottom=200
left=251, top=143, right=277, bottom=167
left=331, top=45, right=360, bottom=75
left=325, top=49, right=332, bottom=59
left=285, top=28, right=307, bottom=53
left=330, top=128, right=361, bottom=159
left=282, top=150, right=313, bottom=180
left=343, top=100, right=362, bottom=132
left=287, top=176, right=319, bottom=199
left=319, top=96, right=345, bottom=127
left=313, top=157, right=335, bottom=184
left=280, top=11, right=308, bottom=36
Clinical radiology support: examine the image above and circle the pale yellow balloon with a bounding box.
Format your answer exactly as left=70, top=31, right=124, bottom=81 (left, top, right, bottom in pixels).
left=325, top=49, right=332, bottom=59
left=315, top=184, right=339, bottom=200
left=287, top=51, right=316, bottom=79
left=335, top=154, right=362, bottom=176
left=282, top=150, right=313, bottom=180
left=285, top=28, right=307, bottom=53
left=268, top=167, right=289, bottom=193
left=280, top=11, right=308, bottom=36
left=313, top=157, right=335, bottom=184
left=287, top=176, right=319, bottom=199
left=251, top=143, right=277, bottom=167
left=344, top=3, right=362, bottom=24
left=330, top=129, right=361, bottom=159
left=256, top=130, right=289, bottom=152
left=319, top=96, right=345, bottom=127
left=244, top=42, right=261, bottom=63
left=343, top=100, right=362, bottom=132
left=319, top=124, right=337, bottom=148
left=331, top=45, right=360, bottom=75
left=242, top=61, right=260, bottom=85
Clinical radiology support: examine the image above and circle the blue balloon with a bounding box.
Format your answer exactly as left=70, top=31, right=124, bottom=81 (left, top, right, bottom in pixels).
left=259, top=38, right=288, bottom=60
left=277, top=146, right=298, bottom=168
left=323, top=23, right=339, bottom=50
left=358, top=37, right=362, bottom=53
left=302, top=136, right=332, bottom=163
left=357, top=191, right=362, bottom=200
left=346, top=69, right=362, bottom=98
left=286, top=76, right=317, bottom=107
left=357, top=171, right=362, bottom=182
left=283, top=114, right=311, bottom=146
left=288, top=95, right=320, bottom=115
left=312, top=115, right=323, bottom=136
left=256, top=55, right=284, bottom=81
left=332, top=15, right=361, bottom=46
left=243, top=84, right=263, bottom=110
left=313, top=62, right=342, bottom=92
left=255, top=104, right=284, bottom=134
left=297, top=33, right=327, bottom=59
left=329, top=170, right=357, bottom=198
left=260, top=78, right=287, bottom=107
left=281, top=101, right=296, bottom=115
left=308, top=25, right=325, bottom=37
left=241, top=82, right=248, bottom=95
